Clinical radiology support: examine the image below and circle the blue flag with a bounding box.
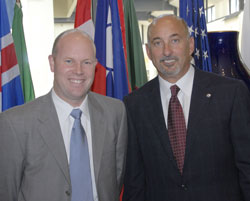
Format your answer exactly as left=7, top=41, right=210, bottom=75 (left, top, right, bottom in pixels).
left=179, top=0, right=212, bottom=72
left=94, top=0, right=129, bottom=100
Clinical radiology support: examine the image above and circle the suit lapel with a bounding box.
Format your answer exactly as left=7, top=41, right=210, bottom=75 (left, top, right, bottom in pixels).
left=88, top=92, right=106, bottom=183
left=37, top=93, right=71, bottom=184
left=145, top=78, right=177, bottom=167
left=184, top=69, right=213, bottom=170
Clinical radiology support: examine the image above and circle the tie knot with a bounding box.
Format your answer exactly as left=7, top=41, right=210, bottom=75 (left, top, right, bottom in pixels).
left=170, top=85, right=180, bottom=97
left=70, top=109, right=82, bottom=120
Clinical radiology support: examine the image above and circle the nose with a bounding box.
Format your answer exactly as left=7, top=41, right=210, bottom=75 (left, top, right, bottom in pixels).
left=163, top=42, right=172, bottom=56
left=74, top=62, right=83, bottom=74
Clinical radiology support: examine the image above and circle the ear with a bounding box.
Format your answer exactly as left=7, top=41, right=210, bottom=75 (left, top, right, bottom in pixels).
left=189, top=37, right=195, bottom=56
left=146, top=43, right=152, bottom=60
left=48, top=55, right=55, bottom=72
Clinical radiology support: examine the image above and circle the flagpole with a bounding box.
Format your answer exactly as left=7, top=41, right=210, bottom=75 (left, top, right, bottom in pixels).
left=92, top=0, right=97, bottom=24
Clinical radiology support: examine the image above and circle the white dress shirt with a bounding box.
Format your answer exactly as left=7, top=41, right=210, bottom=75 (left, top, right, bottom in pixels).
left=159, top=65, right=194, bottom=129
left=52, top=90, right=98, bottom=201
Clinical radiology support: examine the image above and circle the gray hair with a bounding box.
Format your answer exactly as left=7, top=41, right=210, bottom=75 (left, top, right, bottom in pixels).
left=51, top=29, right=96, bottom=56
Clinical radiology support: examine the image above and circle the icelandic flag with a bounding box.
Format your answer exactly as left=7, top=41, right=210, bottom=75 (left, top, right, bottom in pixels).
left=93, top=0, right=130, bottom=100
left=0, top=0, right=24, bottom=112
left=179, top=0, right=212, bottom=72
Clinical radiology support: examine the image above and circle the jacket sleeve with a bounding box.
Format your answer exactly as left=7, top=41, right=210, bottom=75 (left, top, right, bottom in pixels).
left=230, top=81, right=250, bottom=200
left=0, top=112, right=24, bottom=201
left=116, top=102, right=128, bottom=193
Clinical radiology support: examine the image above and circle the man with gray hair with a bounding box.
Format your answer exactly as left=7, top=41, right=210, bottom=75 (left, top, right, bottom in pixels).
left=0, top=29, right=127, bottom=201
left=123, top=14, right=250, bottom=201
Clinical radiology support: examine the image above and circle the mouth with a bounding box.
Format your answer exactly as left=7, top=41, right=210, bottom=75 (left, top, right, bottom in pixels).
left=160, top=58, right=176, bottom=67
left=69, top=79, right=84, bottom=84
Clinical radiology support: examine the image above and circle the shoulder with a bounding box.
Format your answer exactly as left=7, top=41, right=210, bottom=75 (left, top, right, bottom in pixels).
left=88, top=92, right=125, bottom=112
left=0, top=93, right=52, bottom=121
left=193, top=69, right=250, bottom=107
left=124, top=77, right=158, bottom=100
left=123, top=77, right=159, bottom=109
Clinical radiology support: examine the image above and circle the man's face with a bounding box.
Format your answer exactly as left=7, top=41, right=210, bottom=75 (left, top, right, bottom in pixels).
left=146, top=16, right=194, bottom=83
left=49, top=32, right=97, bottom=107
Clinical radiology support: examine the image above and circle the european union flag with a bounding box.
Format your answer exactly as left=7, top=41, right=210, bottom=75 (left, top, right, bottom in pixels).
left=180, top=0, right=212, bottom=72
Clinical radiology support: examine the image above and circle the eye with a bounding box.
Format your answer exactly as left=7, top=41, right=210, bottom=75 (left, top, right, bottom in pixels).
left=82, top=60, right=94, bottom=67
left=65, top=59, right=73, bottom=65
left=153, top=40, right=164, bottom=48
left=171, top=38, right=180, bottom=44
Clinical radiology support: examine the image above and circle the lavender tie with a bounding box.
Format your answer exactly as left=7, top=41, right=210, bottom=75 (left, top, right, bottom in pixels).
left=70, top=109, right=94, bottom=201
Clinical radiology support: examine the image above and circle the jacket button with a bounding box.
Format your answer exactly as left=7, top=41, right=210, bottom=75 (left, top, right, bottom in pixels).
left=65, top=190, right=71, bottom=196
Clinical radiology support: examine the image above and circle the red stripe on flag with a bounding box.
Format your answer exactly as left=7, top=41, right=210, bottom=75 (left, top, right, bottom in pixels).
left=1, top=43, right=18, bottom=73
left=74, top=0, right=92, bottom=28
left=91, top=62, right=106, bottom=95
left=118, top=0, right=131, bottom=93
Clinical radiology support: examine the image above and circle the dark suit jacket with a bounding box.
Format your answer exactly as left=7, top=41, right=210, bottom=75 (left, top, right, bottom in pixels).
left=123, top=68, right=250, bottom=201
left=0, top=91, right=127, bottom=201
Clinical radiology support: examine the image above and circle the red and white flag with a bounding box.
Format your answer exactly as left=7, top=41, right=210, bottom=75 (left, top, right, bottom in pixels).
left=74, top=0, right=94, bottom=39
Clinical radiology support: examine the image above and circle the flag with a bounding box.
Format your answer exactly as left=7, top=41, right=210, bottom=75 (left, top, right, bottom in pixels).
left=117, top=0, right=131, bottom=93
left=5, top=0, right=15, bottom=28
left=93, top=0, right=130, bottom=100
left=74, top=0, right=94, bottom=39
left=179, top=0, right=212, bottom=72
left=0, top=0, right=24, bottom=112
left=124, top=0, right=147, bottom=90
left=12, top=2, right=35, bottom=103
left=241, top=0, right=250, bottom=70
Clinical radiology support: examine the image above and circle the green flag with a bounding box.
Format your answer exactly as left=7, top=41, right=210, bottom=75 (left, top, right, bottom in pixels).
left=124, top=0, right=147, bottom=90
left=12, top=3, right=35, bottom=102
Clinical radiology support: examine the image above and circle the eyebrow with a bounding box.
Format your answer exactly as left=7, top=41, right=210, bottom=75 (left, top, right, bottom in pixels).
left=151, top=37, right=162, bottom=42
left=169, top=33, right=180, bottom=38
left=151, top=33, right=180, bottom=42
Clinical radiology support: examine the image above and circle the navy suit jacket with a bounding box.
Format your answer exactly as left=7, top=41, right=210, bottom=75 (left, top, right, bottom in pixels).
left=123, top=68, right=250, bottom=201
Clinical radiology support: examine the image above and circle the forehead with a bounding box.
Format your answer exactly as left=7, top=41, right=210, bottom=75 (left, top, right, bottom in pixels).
left=59, top=33, right=89, bottom=48
left=149, top=17, right=186, bottom=40
left=56, top=33, right=94, bottom=57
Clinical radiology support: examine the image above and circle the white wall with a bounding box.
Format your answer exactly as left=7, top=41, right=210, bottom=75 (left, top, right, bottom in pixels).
left=22, top=0, right=54, bottom=98
left=54, top=23, right=74, bottom=39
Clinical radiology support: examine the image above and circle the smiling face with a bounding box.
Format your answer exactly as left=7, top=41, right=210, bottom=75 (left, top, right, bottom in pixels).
left=146, top=15, right=194, bottom=83
left=49, top=31, right=97, bottom=107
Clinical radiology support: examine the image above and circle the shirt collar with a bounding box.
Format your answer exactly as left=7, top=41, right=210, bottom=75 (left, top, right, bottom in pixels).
left=52, top=89, right=90, bottom=121
left=158, top=64, right=194, bottom=95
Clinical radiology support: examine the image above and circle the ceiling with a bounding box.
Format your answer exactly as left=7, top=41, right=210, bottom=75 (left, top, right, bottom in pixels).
left=133, top=0, right=178, bottom=20
left=53, top=0, right=179, bottom=22
left=53, top=0, right=241, bottom=22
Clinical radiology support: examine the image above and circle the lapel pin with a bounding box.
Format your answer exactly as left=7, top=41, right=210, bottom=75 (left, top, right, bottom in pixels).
left=206, top=93, right=211, bottom=98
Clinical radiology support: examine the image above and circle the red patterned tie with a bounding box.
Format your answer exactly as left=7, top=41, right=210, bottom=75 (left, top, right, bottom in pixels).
left=168, top=85, right=187, bottom=173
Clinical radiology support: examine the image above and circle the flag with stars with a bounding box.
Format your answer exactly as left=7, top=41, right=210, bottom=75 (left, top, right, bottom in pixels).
left=179, top=0, right=212, bottom=72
